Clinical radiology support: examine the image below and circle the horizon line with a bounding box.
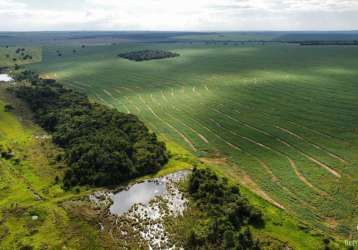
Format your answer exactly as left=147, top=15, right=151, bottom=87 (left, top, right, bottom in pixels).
left=0, top=30, right=358, bottom=33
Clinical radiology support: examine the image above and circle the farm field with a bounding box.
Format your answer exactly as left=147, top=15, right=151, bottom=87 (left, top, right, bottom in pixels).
left=0, top=47, right=41, bottom=67
left=26, top=43, right=358, bottom=239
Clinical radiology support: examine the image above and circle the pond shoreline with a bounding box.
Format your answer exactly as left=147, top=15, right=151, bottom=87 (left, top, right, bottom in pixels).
left=89, top=170, right=191, bottom=249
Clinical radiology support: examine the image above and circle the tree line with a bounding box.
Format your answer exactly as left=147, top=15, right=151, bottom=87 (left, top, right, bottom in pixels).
left=10, top=70, right=168, bottom=188
left=186, top=168, right=263, bottom=249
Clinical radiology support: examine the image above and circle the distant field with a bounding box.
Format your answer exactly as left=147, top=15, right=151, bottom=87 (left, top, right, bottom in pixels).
left=27, top=43, right=358, bottom=239
left=175, top=31, right=358, bottom=42
left=174, top=32, right=280, bottom=41
left=0, top=47, right=41, bottom=67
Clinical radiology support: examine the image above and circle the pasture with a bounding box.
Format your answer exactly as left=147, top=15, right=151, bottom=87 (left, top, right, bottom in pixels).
left=27, top=43, right=358, bottom=239
left=0, top=47, right=41, bottom=67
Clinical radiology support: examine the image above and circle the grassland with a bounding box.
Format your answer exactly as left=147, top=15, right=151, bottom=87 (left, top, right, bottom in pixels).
left=24, top=43, right=358, bottom=244
left=0, top=86, right=111, bottom=249
left=0, top=47, right=41, bottom=67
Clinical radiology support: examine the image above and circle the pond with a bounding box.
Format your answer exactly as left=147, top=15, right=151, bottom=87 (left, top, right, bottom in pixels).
left=0, top=74, right=13, bottom=82
left=109, top=180, right=166, bottom=215
left=108, top=171, right=190, bottom=216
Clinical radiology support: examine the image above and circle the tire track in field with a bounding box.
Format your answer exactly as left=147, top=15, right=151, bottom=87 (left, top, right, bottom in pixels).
left=113, top=85, right=147, bottom=113
left=94, top=94, right=107, bottom=104
left=161, top=91, right=169, bottom=102
left=170, top=106, right=317, bottom=210
left=138, top=96, right=197, bottom=152
left=99, top=88, right=130, bottom=114
left=211, top=108, right=271, bottom=136
left=123, top=96, right=141, bottom=113
left=208, top=117, right=329, bottom=195
left=196, top=120, right=242, bottom=151
left=226, top=167, right=285, bottom=210
left=287, top=120, right=348, bottom=144
left=208, top=85, right=352, bottom=130
left=277, top=138, right=341, bottom=178
left=116, top=86, right=135, bottom=93
left=150, top=94, right=161, bottom=106
left=103, top=89, right=114, bottom=98
left=64, top=81, right=86, bottom=91
left=108, top=95, right=130, bottom=114
left=73, top=80, right=90, bottom=88
left=149, top=97, right=325, bottom=205
left=229, top=102, right=349, bottom=152
left=172, top=108, right=283, bottom=186
left=275, top=126, right=348, bottom=164
left=192, top=87, right=201, bottom=96
left=287, top=157, right=328, bottom=196
left=212, top=108, right=341, bottom=178
left=166, top=113, right=209, bottom=144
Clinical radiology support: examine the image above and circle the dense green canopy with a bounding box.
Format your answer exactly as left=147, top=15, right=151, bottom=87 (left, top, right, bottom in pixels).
left=118, top=50, right=179, bottom=61
left=12, top=71, right=168, bottom=187
left=187, top=168, right=263, bottom=249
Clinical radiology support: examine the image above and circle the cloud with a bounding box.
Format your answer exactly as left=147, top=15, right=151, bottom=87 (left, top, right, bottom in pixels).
left=0, top=0, right=357, bottom=31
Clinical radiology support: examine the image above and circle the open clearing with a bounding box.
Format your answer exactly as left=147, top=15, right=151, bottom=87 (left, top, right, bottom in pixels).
left=26, top=43, right=358, bottom=239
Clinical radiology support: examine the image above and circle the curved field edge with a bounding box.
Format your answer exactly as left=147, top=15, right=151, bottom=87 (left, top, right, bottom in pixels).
left=26, top=43, right=358, bottom=239
left=0, top=85, right=342, bottom=249
left=147, top=138, right=344, bottom=249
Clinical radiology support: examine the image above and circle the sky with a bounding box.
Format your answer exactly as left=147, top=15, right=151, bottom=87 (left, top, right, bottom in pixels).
left=0, top=0, right=357, bottom=31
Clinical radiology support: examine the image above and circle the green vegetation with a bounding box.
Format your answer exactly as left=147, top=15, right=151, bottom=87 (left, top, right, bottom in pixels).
left=299, top=41, right=358, bottom=46
left=0, top=47, right=41, bottom=67
left=0, top=87, right=108, bottom=249
left=0, top=82, right=205, bottom=249
left=174, top=32, right=280, bottom=41
left=185, top=168, right=262, bottom=249
left=25, top=42, right=358, bottom=243
left=1, top=32, right=356, bottom=247
left=11, top=71, right=168, bottom=187
left=118, top=49, right=179, bottom=61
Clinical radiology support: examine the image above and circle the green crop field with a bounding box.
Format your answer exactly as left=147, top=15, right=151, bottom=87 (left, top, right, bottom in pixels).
left=26, top=43, right=358, bottom=240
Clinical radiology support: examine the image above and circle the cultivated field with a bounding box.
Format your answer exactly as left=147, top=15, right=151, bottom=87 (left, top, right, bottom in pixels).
left=27, top=43, right=358, bottom=238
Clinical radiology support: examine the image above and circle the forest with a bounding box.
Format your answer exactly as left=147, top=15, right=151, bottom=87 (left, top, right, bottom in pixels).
left=186, top=168, right=263, bottom=250
left=10, top=70, right=168, bottom=187
left=118, top=49, right=179, bottom=61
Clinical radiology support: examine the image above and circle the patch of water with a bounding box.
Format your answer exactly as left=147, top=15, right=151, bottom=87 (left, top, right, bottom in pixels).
left=110, top=180, right=166, bottom=215
left=109, top=171, right=190, bottom=216
left=0, top=74, right=13, bottom=82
